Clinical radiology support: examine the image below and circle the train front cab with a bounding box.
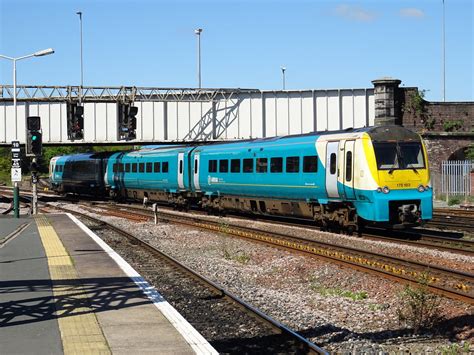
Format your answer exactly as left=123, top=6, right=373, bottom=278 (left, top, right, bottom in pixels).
left=49, top=156, right=65, bottom=193
left=354, top=127, right=433, bottom=228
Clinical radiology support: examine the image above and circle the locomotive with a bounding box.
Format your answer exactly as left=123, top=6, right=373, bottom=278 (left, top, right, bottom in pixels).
left=49, top=126, right=433, bottom=230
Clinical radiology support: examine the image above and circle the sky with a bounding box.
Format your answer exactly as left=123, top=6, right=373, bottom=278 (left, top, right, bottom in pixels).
left=0, top=0, right=472, bottom=102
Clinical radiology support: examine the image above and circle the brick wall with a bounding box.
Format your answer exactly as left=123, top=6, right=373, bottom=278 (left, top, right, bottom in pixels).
left=401, top=88, right=474, bottom=133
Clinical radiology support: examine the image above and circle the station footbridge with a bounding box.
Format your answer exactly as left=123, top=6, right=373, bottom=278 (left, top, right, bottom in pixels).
left=0, top=85, right=375, bottom=145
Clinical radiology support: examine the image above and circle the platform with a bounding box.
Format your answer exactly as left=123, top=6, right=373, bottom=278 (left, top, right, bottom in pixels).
left=0, top=214, right=217, bottom=354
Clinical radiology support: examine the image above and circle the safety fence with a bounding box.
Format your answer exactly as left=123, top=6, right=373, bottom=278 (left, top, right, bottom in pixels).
left=441, top=160, right=474, bottom=196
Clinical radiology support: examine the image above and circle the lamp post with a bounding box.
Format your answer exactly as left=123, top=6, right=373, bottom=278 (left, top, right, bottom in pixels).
left=442, top=0, right=445, bottom=102
left=0, top=48, right=55, bottom=218
left=77, top=11, right=83, bottom=103
left=194, top=28, right=203, bottom=89
left=281, top=66, right=286, bottom=90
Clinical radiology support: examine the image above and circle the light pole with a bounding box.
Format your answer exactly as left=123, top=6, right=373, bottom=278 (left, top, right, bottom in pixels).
left=441, top=0, right=445, bottom=101
left=0, top=48, right=55, bottom=218
left=281, top=66, right=286, bottom=90
left=77, top=11, right=84, bottom=102
left=195, top=28, right=202, bottom=89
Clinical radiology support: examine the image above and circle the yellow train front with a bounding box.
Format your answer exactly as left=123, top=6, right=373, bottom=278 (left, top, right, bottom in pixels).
left=338, top=125, right=432, bottom=228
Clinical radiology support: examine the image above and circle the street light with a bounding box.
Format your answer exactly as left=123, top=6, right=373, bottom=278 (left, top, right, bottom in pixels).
left=0, top=48, right=55, bottom=217
left=195, top=28, right=203, bottom=89
left=281, top=66, right=286, bottom=90
left=77, top=11, right=84, bottom=102
left=0, top=48, right=55, bottom=139
left=441, top=0, right=445, bottom=102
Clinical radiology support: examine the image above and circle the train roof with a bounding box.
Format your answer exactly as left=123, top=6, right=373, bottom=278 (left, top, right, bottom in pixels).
left=54, top=151, right=118, bottom=162
left=132, top=125, right=420, bottom=153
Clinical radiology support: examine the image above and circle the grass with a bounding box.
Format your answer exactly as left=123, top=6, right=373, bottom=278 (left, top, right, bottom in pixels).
left=435, top=194, right=474, bottom=205
left=310, top=284, right=368, bottom=301
left=223, top=248, right=251, bottom=264
left=439, top=342, right=471, bottom=355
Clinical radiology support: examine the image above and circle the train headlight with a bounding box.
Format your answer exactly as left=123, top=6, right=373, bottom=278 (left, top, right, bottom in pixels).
left=376, top=187, right=383, bottom=193
left=417, top=185, right=425, bottom=192
left=382, top=186, right=390, bottom=194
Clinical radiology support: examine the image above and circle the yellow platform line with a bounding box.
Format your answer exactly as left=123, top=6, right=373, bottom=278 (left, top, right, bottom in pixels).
left=35, top=215, right=111, bottom=355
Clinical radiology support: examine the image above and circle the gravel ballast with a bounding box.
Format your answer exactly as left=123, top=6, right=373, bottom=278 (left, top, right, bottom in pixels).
left=56, top=203, right=474, bottom=353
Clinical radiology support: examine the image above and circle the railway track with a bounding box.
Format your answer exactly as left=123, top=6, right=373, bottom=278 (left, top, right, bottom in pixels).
left=362, top=227, right=474, bottom=256
left=98, top=201, right=474, bottom=256
left=43, top=204, right=326, bottom=354
left=75, top=202, right=474, bottom=305
left=4, top=187, right=472, bottom=255
left=429, top=208, right=474, bottom=233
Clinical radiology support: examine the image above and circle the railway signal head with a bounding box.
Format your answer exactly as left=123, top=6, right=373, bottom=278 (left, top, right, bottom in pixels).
left=117, top=103, right=138, bottom=140
left=26, top=116, right=43, bottom=157
left=67, top=102, right=84, bottom=140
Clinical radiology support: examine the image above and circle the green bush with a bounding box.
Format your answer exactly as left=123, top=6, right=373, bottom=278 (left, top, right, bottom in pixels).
left=397, top=273, right=443, bottom=333
left=448, top=196, right=462, bottom=206
left=443, top=120, right=464, bottom=132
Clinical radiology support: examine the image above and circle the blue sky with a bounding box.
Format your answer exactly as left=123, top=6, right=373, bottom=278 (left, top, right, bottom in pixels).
left=0, top=0, right=472, bottom=101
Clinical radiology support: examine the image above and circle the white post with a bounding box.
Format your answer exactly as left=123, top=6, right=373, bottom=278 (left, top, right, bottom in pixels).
left=153, top=203, right=158, bottom=224
left=32, top=157, right=38, bottom=215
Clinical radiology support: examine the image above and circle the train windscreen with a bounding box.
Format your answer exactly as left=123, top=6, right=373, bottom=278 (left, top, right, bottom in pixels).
left=373, top=142, right=425, bottom=170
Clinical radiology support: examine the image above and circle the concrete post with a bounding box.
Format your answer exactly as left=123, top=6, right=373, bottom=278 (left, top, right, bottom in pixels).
left=372, top=77, right=402, bottom=126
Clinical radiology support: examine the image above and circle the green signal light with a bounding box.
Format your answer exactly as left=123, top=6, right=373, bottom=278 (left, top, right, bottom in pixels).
left=32, top=135, right=38, bottom=141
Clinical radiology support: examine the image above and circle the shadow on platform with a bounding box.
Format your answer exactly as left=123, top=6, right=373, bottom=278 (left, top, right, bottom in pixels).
left=0, top=276, right=152, bottom=327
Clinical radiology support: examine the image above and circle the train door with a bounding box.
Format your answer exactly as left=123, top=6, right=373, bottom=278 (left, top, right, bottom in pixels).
left=178, top=152, right=185, bottom=189
left=343, top=140, right=356, bottom=199
left=193, top=153, right=201, bottom=191
left=325, top=141, right=339, bottom=198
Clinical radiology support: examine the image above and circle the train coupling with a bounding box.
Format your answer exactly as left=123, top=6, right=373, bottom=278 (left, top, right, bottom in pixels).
left=398, top=203, right=420, bottom=224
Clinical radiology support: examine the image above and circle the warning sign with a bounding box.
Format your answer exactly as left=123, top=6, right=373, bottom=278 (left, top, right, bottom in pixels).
left=11, top=167, right=22, bottom=182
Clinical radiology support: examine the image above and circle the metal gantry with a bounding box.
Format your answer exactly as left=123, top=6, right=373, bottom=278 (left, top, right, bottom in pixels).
left=0, top=85, right=257, bottom=103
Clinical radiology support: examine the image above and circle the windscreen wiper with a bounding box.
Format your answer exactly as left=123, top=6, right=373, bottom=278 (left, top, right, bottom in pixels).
left=409, top=166, right=419, bottom=174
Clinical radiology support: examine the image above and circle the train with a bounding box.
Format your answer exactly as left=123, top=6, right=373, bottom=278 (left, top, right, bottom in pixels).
left=49, top=125, right=433, bottom=231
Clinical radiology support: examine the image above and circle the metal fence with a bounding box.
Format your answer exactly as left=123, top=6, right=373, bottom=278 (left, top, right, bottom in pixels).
left=441, top=160, right=474, bottom=196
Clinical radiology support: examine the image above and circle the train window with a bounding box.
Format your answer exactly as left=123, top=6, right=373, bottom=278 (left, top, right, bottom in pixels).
left=154, top=162, right=160, bottom=173
left=209, top=160, right=217, bottom=173
left=270, top=157, right=283, bottom=173
left=139, top=163, right=145, bottom=173
left=162, top=162, right=169, bottom=173
left=113, top=163, right=118, bottom=173
left=303, top=156, right=318, bottom=173
left=219, top=159, right=229, bottom=173
left=286, top=157, right=299, bottom=173
left=132, top=163, right=137, bottom=173
left=346, top=152, right=352, bottom=181
left=194, top=159, right=198, bottom=174
left=231, top=159, right=240, bottom=173
left=125, top=163, right=131, bottom=173
left=243, top=158, right=253, bottom=173
left=120, top=164, right=125, bottom=173
left=179, top=160, right=183, bottom=174
left=330, top=153, right=336, bottom=174
left=146, top=162, right=153, bottom=173
left=256, top=158, right=268, bottom=173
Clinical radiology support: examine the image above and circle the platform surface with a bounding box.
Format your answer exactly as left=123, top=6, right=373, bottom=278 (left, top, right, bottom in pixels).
left=0, top=214, right=216, bottom=355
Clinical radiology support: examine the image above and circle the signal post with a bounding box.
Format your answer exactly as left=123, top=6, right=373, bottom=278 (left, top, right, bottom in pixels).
left=11, top=140, right=21, bottom=218
left=26, top=116, right=42, bottom=215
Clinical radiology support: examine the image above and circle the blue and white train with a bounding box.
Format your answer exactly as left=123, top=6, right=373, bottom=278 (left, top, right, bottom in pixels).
left=50, top=125, right=433, bottom=230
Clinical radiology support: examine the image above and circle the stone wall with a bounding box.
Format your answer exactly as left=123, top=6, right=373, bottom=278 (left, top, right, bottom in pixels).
left=401, top=87, right=474, bottom=134
left=387, top=86, right=474, bottom=195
